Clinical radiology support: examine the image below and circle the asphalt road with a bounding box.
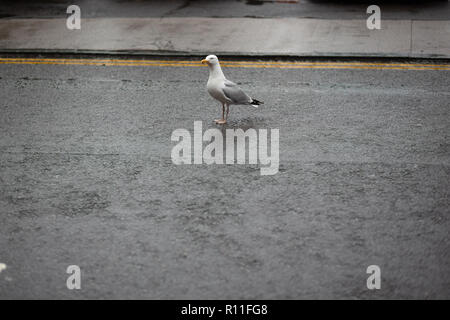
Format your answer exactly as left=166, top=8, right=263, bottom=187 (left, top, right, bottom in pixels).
left=0, top=0, right=449, bottom=20
left=0, top=57, right=449, bottom=299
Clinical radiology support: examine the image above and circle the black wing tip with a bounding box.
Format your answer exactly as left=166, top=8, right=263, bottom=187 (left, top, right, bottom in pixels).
left=251, top=99, right=264, bottom=105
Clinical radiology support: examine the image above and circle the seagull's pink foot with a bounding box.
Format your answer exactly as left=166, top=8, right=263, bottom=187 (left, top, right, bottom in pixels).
left=214, top=119, right=226, bottom=124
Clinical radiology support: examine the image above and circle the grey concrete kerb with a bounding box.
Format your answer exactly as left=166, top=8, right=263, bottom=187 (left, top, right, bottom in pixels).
left=0, top=18, right=449, bottom=58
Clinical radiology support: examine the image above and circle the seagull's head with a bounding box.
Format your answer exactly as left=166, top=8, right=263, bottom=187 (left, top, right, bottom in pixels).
left=201, top=55, right=219, bottom=67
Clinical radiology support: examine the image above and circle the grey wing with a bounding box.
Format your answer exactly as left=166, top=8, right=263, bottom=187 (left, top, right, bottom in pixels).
left=222, top=79, right=252, bottom=105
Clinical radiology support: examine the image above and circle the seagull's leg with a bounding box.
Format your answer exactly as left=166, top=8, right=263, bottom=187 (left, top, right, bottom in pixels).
left=225, top=104, right=230, bottom=121
left=214, top=103, right=226, bottom=124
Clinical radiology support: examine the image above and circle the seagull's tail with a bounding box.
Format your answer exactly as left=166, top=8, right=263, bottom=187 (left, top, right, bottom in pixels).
left=250, top=99, right=264, bottom=108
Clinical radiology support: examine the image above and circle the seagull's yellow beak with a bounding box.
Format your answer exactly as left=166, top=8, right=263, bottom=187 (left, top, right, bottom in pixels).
left=201, top=59, right=208, bottom=65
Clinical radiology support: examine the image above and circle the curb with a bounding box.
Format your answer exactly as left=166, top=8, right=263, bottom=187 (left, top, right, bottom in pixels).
left=1, top=49, right=450, bottom=62
left=1, top=17, right=448, bottom=61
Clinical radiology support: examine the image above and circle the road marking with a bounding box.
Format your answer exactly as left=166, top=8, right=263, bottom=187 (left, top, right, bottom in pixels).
left=0, top=57, right=449, bottom=71
left=3, top=57, right=449, bottom=68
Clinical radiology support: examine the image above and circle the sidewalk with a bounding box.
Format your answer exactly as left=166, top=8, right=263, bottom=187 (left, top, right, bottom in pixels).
left=0, top=17, right=449, bottom=58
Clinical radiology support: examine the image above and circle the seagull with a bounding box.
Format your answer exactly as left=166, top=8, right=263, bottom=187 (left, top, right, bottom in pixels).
left=201, top=55, right=263, bottom=124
